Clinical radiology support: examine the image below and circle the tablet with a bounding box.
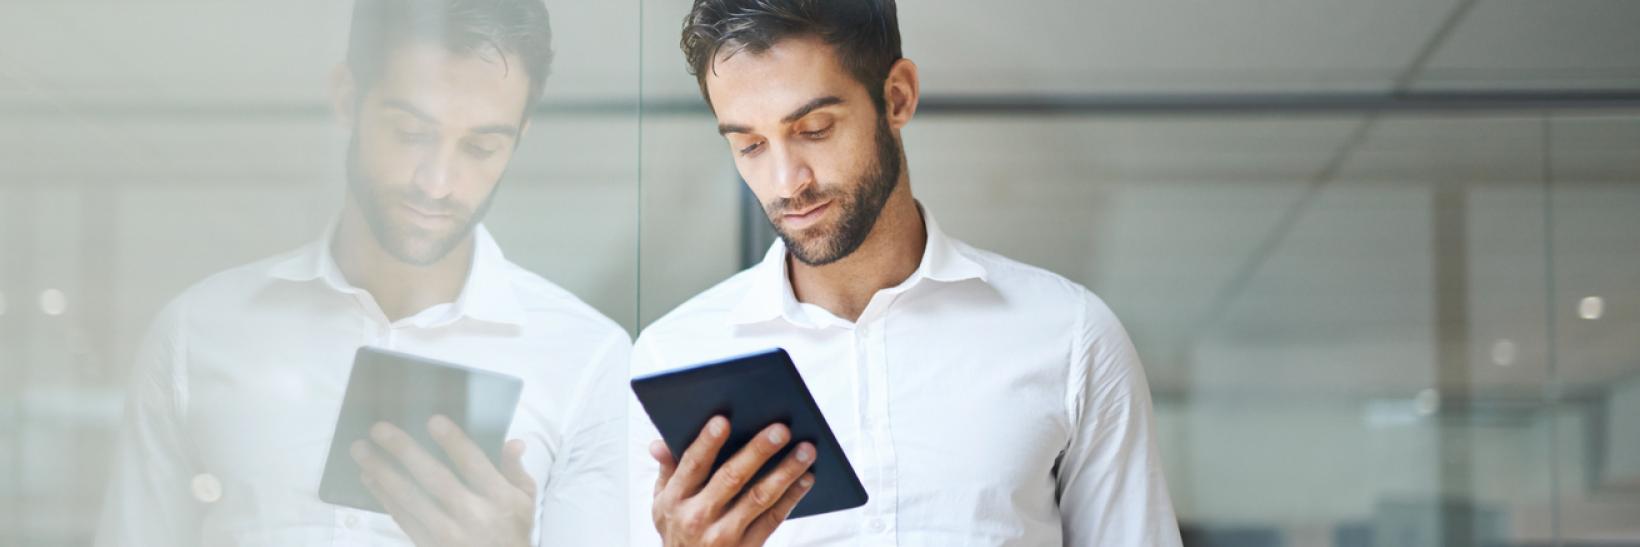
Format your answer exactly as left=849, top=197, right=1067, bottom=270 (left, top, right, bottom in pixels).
left=631, top=348, right=867, bottom=519
left=319, top=346, right=524, bottom=513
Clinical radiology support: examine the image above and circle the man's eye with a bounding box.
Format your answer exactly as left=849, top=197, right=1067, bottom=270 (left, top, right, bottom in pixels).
left=738, top=141, right=763, bottom=156
left=801, top=126, right=832, bottom=139
left=464, top=142, right=499, bottom=159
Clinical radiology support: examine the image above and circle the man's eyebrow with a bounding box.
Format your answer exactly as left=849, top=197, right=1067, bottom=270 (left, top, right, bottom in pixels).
left=718, top=123, right=752, bottom=136
left=716, top=96, right=846, bottom=136
left=472, top=124, right=521, bottom=137
left=382, top=99, right=518, bottom=136
left=381, top=99, right=436, bottom=123
left=781, top=96, right=843, bottom=125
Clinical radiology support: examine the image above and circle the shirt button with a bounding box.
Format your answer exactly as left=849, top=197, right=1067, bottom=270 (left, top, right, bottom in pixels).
left=190, top=473, right=222, bottom=504
left=343, top=513, right=361, bottom=528
left=868, top=518, right=886, bottom=533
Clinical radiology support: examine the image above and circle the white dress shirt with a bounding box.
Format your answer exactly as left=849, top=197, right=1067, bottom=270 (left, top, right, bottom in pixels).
left=628, top=209, right=1181, bottom=546
left=97, top=225, right=629, bottom=547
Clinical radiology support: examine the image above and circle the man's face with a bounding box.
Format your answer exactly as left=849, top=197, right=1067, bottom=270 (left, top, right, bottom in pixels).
left=706, top=35, right=902, bottom=266
left=344, top=42, right=531, bottom=266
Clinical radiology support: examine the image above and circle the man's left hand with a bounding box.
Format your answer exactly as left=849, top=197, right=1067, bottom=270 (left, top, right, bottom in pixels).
left=352, top=415, right=537, bottom=547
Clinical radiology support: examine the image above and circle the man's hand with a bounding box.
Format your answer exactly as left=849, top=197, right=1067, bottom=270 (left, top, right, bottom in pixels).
left=650, top=415, right=816, bottom=547
left=352, top=415, right=537, bottom=547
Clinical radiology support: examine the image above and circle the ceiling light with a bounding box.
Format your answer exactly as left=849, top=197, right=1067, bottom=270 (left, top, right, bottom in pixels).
left=1490, top=338, right=1517, bottom=367
left=38, top=289, right=66, bottom=316
left=1415, top=388, right=1441, bottom=416
left=1579, top=296, right=1604, bottom=320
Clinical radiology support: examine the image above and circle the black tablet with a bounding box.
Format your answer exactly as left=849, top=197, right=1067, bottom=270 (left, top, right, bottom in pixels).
left=631, top=348, right=867, bottom=519
left=320, top=346, right=524, bottom=513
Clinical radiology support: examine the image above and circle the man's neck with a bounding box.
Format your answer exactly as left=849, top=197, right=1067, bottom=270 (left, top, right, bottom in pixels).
left=332, top=202, right=474, bottom=323
left=787, top=186, right=925, bottom=323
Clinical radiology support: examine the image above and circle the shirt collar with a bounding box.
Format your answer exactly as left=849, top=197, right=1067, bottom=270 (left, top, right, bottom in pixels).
left=727, top=204, right=988, bottom=327
left=268, top=223, right=527, bottom=327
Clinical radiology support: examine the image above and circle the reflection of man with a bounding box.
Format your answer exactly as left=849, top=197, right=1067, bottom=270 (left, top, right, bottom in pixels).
left=96, top=1, right=627, bottom=545
left=628, top=1, right=1181, bottom=545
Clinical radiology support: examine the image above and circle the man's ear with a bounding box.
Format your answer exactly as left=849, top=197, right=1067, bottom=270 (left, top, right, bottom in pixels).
left=881, top=58, right=920, bottom=130
left=329, top=64, right=359, bottom=128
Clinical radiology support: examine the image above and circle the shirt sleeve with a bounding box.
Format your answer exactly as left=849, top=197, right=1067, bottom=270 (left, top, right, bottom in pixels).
left=95, top=300, right=202, bottom=547
left=535, top=327, right=631, bottom=546
left=625, top=336, right=667, bottom=547
left=1058, top=291, right=1183, bottom=546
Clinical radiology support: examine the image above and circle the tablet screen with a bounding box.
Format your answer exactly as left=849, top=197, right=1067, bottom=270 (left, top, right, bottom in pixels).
left=631, top=348, right=868, bottom=519
left=319, top=346, right=523, bottom=513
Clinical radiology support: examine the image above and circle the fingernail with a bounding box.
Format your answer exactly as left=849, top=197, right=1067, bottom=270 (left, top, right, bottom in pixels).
left=708, top=417, right=726, bottom=437
left=768, top=427, right=786, bottom=445
left=370, top=422, right=391, bottom=442
left=350, top=440, right=368, bottom=462
left=796, top=443, right=814, bottom=463
left=428, top=415, right=450, bottom=435
left=800, top=475, right=814, bottom=489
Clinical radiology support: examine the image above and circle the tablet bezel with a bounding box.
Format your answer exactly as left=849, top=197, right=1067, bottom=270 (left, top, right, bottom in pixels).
left=631, top=348, right=868, bottom=519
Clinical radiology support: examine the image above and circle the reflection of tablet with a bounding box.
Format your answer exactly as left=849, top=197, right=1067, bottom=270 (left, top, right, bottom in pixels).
left=320, top=346, right=523, bottom=513
left=631, top=348, right=867, bottom=519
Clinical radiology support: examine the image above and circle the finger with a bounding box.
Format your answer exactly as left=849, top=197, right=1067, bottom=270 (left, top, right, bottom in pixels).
left=743, top=473, right=814, bottom=544
left=649, top=439, right=677, bottom=497
left=368, top=421, right=485, bottom=514
left=426, top=415, right=513, bottom=498
left=353, top=440, right=460, bottom=534
left=665, top=415, right=729, bottom=499
left=698, top=423, right=790, bottom=507
left=362, top=470, right=441, bottom=546
left=723, top=441, right=815, bottom=530
left=499, top=439, right=537, bottom=496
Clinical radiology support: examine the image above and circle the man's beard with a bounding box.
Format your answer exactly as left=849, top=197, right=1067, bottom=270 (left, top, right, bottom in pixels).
left=345, top=134, right=496, bottom=267
left=764, top=116, right=903, bottom=267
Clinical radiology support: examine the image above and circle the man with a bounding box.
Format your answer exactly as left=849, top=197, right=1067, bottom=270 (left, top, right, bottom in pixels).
left=97, top=1, right=627, bottom=545
left=628, top=1, right=1181, bottom=545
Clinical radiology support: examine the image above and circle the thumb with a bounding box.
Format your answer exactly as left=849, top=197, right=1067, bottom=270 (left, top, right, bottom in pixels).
left=500, top=439, right=537, bottom=495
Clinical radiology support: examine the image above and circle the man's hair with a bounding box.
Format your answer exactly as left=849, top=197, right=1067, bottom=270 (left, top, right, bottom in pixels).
left=681, top=0, right=902, bottom=112
left=347, top=0, right=554, bottom=111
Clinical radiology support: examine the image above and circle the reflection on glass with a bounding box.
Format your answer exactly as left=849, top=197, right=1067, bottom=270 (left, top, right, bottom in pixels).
left=2, top=0, right=638, bottom=545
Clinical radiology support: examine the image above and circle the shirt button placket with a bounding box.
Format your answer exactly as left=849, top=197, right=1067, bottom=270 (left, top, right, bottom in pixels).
left=334, top=509, right=362, bottom=542
left=864, top=318, right=898, bottom=545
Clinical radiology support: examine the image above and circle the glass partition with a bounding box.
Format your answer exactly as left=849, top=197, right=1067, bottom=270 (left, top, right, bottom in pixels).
left=4, top=1, right=1638, bottom=546
left=1, top=0, right=639, bottom=545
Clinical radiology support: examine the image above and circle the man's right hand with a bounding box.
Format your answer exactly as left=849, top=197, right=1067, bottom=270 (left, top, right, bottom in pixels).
left=649, top=415, right=816, bottom=547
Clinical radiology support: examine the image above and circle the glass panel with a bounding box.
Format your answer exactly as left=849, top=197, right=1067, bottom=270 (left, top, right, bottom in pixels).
left=1, top=1, right=639, bottom=545
left=1548, top=112, right=1640, bottom=543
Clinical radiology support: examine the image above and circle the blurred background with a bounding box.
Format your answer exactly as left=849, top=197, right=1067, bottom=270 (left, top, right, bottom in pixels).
left=4, top=0, right=1640, bottom=545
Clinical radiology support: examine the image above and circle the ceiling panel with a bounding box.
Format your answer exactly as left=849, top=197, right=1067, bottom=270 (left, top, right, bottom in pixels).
left=0, top=0, right=640, bottom=107
left=901, top=0, right=1460, bottom=95
left=1415, top=0, right=1640, bottom=91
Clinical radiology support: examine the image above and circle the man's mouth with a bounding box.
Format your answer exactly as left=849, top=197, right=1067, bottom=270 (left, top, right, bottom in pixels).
left=781, top=201, right=832, bottom=230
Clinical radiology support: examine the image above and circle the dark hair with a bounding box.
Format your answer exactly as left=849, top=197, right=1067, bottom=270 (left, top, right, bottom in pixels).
left=347, top=0, right=554, bottom=111
left=681, top=0, right=902, bottom=112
